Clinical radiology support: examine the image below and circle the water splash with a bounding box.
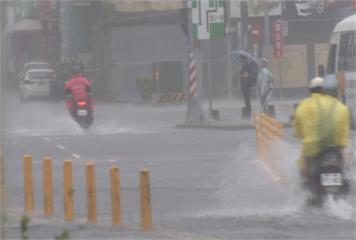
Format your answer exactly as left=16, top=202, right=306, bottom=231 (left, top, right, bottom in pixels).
left=208, top=139, right=307, bottom=218
left=7, top=118, right=145, bottom=137
left=91, top=121, right=141, bottom=135
left=324, top=195, right=355, bottom=220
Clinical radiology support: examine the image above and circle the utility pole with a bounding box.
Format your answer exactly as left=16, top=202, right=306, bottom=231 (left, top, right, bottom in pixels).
left=225, top=0, right=233, bottom=98
left=185, top=0, right=205, bottom=123
left=240, top=1, right=248, bottom=50
left=207, top=40, right=213, bottom=118
left=59, top=0, right=71, bottom=62
left=264, top=0, right=270, bottom=48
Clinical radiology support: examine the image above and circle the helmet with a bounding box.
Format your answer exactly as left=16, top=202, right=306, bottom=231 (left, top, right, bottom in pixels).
left=323, top=75, right=338, bottom=96
left=72, top=65, right=82, bottom=75
left=309, top=77, right=324, bottom=89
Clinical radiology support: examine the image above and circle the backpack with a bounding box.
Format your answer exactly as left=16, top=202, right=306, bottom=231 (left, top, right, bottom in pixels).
left=248, top=62, right=258, bottom=87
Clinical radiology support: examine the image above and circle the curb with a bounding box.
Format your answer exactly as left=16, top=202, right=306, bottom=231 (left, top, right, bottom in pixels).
left=176, top=121, right=292, bottom=130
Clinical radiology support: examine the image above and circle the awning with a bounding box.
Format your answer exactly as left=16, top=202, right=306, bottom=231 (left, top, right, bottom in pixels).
left=11, top=19, right=43, bottom=34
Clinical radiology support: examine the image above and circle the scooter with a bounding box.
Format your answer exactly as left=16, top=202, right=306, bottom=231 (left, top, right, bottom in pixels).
left=306, top=146, right=349, bottom=207
left=68, top=98, right=94, bottom=130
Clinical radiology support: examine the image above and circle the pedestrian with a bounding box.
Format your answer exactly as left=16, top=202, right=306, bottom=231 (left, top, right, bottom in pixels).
left=257, top=58, right=274, bottom=113
left=239, top=55, right=258, bottom=118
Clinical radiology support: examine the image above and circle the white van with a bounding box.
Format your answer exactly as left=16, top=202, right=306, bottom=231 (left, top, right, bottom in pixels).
left=326, top=14, right=356, bottom=127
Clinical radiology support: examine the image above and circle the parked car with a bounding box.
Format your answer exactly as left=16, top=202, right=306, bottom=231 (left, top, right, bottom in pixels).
left=19, top=69, right=57, bottom=103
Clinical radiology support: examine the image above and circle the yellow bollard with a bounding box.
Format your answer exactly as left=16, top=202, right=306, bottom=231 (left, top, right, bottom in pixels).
left=63, top=160, right=74, bottom=220
left=0, top=153, right=4, bottom=240
left=86, top=161, right=97, bottom=222
left=254, top=114, right=261, bottom=146
left=23, top=155, right=34, bottom=212
left=110, top=165, right=121, bottom=226
left=43, top=157, right=53, bottom=216
left=140, top=169, right=152, bottom=230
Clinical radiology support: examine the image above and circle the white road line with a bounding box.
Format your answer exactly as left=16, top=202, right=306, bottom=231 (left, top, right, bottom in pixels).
left=43, top=137, right=52, bottom=142
left=72, top=153, right=81, bottom=159
left=56, top=145, right=66, bottom=150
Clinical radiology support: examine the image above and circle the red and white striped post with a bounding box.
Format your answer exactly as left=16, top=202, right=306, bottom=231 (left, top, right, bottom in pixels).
left=189, top=52, right=197, bottom=99
left=185, top=5, right=204, bottom=123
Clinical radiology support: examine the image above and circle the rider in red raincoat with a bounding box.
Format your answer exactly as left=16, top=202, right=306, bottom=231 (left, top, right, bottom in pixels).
left=65, top=65, right=93, bottom=115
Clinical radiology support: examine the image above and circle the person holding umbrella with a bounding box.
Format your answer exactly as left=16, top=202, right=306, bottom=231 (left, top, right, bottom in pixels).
left=230, top=50, right=259, bottom=118
left=239, top=54, right=258, bottom=118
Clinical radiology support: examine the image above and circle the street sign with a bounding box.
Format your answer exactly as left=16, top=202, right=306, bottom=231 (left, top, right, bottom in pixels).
left=273, top=21, right=284, bottom=59
left=192, top=0, right=225, bottom=40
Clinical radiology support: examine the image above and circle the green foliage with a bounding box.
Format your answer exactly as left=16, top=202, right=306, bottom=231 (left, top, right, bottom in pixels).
left=136, top=77, right=157, bottom=102
left=20, top=215, right=30, bottom=240
left=19, top=215, right=70, bottom=240
left=54, top=230, right=70, bottom=240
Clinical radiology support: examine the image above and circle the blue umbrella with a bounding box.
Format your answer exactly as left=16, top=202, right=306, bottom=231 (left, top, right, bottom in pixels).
left=230, top=50, right=257, bottom=65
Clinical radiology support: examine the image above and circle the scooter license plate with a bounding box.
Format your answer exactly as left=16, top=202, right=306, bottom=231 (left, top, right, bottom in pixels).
left=77, top=109, right=88, bottom=116
left=321, top=173, right=342, bottom=186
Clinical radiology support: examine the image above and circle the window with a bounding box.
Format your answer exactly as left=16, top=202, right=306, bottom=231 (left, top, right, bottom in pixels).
left=338, top=32, right=356, bottom=71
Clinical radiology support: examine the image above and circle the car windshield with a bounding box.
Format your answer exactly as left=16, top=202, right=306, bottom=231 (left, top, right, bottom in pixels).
left=27, top=71, right=53, bottom=79
left=27, top=64, right=51, bottom=70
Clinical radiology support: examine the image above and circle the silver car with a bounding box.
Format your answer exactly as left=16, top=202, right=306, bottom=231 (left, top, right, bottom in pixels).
left=19, top=69, right=57, bottom=103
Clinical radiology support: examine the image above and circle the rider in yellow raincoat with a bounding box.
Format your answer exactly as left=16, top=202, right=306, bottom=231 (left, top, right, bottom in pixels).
left=293, top=77, right=350, bottom=183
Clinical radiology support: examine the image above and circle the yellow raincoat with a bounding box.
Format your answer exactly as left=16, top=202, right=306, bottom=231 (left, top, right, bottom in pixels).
left=293, top=93, right=349, bottom=172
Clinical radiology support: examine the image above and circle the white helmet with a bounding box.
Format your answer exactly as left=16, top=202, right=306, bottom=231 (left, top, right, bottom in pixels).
left=309, top=77, right=324, bottom=89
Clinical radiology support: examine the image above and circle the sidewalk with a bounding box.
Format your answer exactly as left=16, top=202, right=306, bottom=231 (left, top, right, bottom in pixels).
left=176, top=99, right=299, bottom=130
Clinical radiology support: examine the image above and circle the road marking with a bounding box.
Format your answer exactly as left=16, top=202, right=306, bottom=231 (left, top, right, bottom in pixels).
left=56, top=145, right=66, bottom=150
left=72, top=153, right=81, bottom=159
left=43, top=137, right=52, bottom=142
